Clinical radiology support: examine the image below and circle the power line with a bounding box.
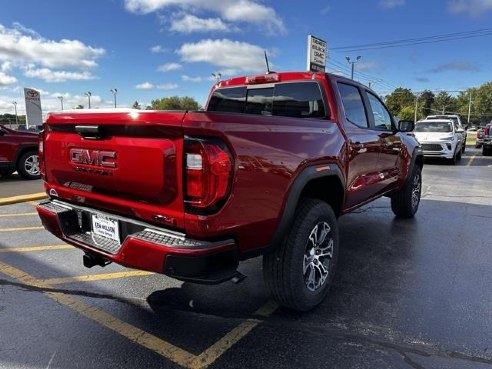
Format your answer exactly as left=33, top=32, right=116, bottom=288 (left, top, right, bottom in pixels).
left=331, top=27, right=492, bottom=52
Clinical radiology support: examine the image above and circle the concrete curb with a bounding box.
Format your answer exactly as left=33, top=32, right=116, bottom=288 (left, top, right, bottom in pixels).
left=0, top=192, right=47, bottom=206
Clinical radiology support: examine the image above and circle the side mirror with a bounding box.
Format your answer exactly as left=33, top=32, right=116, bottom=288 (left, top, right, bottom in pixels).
left=398, top=120, right=414, bottom=132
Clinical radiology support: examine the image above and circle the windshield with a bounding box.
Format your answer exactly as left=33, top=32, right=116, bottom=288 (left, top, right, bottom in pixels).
left=415, top=121, right=453, bottom=133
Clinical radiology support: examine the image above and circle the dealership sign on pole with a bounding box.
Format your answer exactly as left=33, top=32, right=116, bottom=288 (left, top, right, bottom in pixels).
left=24, top=88, right=43, bottom=128
left=306, top=35, right=327, bottom=72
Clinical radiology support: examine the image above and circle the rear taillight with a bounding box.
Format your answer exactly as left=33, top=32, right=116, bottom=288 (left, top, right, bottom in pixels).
left=184, top=137, right=233, bottom=213
left=485, top=126, right=490, bottom=136
left=38, top=129, right=45, bottom=179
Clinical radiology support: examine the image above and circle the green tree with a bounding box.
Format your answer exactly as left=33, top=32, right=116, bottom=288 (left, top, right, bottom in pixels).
left=432, top=91, right=456, bottom=115
left=472, top=82, right=492, bottom=124
left=147, top=96, right=201, bottom=111
left=399, top=106, right=415, bottom=121
left=418, top=90, right=435, bottom=119
left=385, top=88, right=415, bottom=117
left=132, top=101, right=141, bottom=109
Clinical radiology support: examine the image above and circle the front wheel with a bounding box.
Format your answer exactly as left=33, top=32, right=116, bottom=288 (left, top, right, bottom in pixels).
left=16, top=151, right=40, bottom=180
left=263, top=199, right=339, bottom=311
left=391, top=166, right=422, bottom=218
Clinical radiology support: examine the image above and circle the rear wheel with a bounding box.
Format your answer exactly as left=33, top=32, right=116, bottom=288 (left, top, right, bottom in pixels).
left=391, top=165, right=422, bottom=218
left=483, top=147, right=492, bottom=156
left=16, top=151, right=40, bottom=180
left=263, top=199, right=339, bottom=311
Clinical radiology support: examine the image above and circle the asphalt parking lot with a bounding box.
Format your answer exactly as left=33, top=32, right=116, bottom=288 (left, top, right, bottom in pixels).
left=1, top=146, right=491, bottom=369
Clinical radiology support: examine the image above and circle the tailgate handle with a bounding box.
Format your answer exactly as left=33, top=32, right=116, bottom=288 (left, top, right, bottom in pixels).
left=76, top=125, right=105, bottom=140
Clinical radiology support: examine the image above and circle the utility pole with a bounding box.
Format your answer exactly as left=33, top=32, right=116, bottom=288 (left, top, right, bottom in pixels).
left=467, top=90, right=472, bottom=125
left=346, top=56, right=361, bottom=79
left=85, top=91, right=92, bottom=109
left=58, top=96, right=64, bottom=111
left=110, top=88, right=117, bottom=108
left=414, top=93, right=421, bottom=123
left=12, top=101, right=18, bottom=127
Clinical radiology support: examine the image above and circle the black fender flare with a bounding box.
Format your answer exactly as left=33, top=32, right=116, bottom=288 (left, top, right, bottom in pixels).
left=400, top=146, right=424, bottom=190
left=269, top=163, right=345, bottom=251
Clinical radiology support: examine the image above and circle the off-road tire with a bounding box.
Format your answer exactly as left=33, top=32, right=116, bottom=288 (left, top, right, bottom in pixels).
left=16, top=151, right=40, bottom=180
left=263, top=199, right=339, bottom=311
left=391, top=166, right=422, bottom=218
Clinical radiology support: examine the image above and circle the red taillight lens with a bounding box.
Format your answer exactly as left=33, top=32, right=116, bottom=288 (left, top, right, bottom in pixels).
left=185, top=138, right=233, bottom=213
left=485, top=126, right=490, bottom=136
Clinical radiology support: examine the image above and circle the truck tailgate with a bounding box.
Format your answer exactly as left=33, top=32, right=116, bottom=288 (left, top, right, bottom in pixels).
left=42, top=110, right=186, bottom=228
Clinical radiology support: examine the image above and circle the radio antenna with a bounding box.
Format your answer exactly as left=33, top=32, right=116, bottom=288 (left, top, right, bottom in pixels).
left=264, top=50, right=271, bottom=74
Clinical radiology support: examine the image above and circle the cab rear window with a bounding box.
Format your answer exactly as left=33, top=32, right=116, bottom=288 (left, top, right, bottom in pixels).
left=207, top=82, right=327, bottom=119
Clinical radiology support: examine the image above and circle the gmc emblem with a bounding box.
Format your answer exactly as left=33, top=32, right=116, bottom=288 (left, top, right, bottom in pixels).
left=70, top=148, right=117, bottom=168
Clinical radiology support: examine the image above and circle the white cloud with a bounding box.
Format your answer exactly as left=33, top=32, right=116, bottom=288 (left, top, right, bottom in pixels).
left=136, top=82, right=154, bottom=89
left=182, top=75, right=203, bottom=83
left=23, top=66, right=95, bottom=82
left=379, top=0, right=405, bottom=9
left=170, top=14, right=230, bottom=33
left=448, top=0, right=492, bottom=16
left=0, top=23, right=105, bottom=69
left=150, top=45, right=168, bottom=53
left=157, top=83, right=178, bottom=89
left=157, top=62, right=182, bottom=72
left=1, top=61, right=12, bottom=72
left=177, top=39, right=267, bottom=72
left=0, top=72, right=17, bottom=86
left=124, top=0, right=285, bottom=34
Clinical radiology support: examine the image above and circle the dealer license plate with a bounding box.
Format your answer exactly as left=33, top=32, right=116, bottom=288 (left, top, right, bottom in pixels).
left=91, top=214, right=120, bottom=243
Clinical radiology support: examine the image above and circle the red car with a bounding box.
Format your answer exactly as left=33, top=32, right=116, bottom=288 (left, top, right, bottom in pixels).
left=0, top=125, right=40, bottom=179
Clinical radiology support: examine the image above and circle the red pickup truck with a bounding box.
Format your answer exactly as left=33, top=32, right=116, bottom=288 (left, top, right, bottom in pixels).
left=37, top=71, right=423, bottom=311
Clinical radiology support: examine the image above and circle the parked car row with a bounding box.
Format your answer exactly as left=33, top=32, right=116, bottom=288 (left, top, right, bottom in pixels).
left=481, top=123, right=492, bottom=156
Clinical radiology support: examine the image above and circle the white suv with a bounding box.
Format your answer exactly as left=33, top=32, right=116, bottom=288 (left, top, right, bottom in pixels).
left=414, top=119, right=463, bottom=164
left=426, top=114, right=467, bottom=153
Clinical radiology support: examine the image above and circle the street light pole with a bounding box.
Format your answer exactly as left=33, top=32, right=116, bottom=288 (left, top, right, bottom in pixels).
left=346, top=56, right=361, bottom=80
left=12, top=101, right=18, bottom=127
left=85, top=91, right=92, bottom=109
left=58, top=96, right=64, bottom=111
left=110, top=88, right=117, bottom=108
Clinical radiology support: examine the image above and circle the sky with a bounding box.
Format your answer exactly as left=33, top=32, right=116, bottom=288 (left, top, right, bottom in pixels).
left=1, top=0, right=492, bottom=115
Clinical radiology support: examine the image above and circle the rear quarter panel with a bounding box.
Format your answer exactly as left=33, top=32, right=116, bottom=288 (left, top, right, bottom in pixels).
left=182, top=111, right=346, bottom=254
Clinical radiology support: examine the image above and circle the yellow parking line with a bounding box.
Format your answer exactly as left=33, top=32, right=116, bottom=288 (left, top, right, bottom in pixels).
left=0, top=261, right=196, bottom=368
left=0, top=259, right=277, bottom=369
left=191, top=319, right=260, bottom=369
left=0, top=212, right=38, bottom=217
left=41, top=271, right=155, bottom=285
left=467, top=154, right=477, bottom=166
left=0, top=226, right=44, bottom=232
left=0, top=245, right=72, bottom=253
left=0, top=192, right=46, bottom=206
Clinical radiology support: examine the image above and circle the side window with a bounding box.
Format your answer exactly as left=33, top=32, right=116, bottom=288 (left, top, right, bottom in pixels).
left=337, top=83, right=368, bottom=128
left=273, top=82, right=326, bottom=118
left=207, top=87, right=246, bottom=113
left=367, top=92, right=392, bottom=130
left=245, top=88, right=273, bottom=115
